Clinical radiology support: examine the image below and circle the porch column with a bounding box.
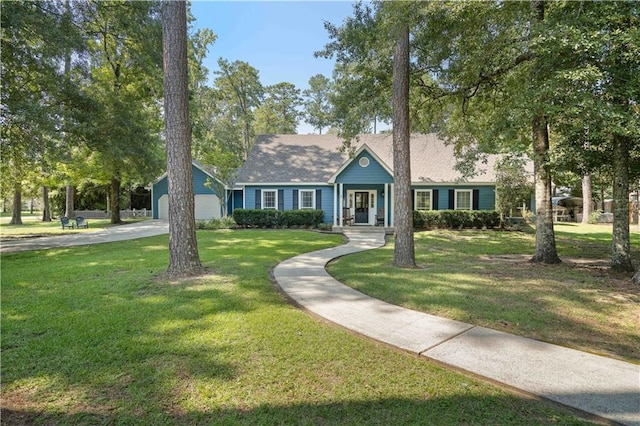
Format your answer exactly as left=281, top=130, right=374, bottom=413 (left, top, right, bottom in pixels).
left=339, top=183, right=344, bottom=227
left=384, top=183, right=389, bottom=227
left=333, top=184, right=338, bottom=226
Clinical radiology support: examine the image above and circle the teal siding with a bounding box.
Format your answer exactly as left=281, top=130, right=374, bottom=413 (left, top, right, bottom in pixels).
left=152, top=176, right=168, bottom=219
left=335, top=151, right=393, bottom=184
left=478, top=187, right=496, bottom=210
left=233, top=190, right=243, bottom=211
left=192, top=167, right=219, bottom=196
left=235, top=185, right=495, bottom=223
left=244, top=186, right=335, bottom=222
left=413, top=185, right=496, bottom=210
left=316, top=187, right=334, bottom=223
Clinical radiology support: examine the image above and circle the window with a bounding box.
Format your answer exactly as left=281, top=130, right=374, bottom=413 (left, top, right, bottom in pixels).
left=299, top=190, right=315, bottom=209
left=415, top=190, right=432, bottom=211
left=455, top=190, right=472, bottom=210
left=262, top=190, right=277, bottom=209
left=359, top=157, right=370, bottom=167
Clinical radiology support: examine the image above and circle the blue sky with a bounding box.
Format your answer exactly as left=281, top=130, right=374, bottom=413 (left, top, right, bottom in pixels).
left=189, top=1, right=358, bottom=134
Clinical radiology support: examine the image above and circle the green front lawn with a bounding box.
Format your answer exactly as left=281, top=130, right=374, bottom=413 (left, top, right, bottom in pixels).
left=2, top=230, right=591, bottom=424
left=329, top=223, right=640, bottom=362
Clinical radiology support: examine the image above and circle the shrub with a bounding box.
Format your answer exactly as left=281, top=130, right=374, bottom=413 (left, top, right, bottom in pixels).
left=413, top=210, right=425, bottom=228
left=232, top=209, right=324, bottom=228
left=414, top=210, right=444, bottom=228
left=413, top=210, right=500, bottom=229
left=316, top=223, right=334, bottom=231
left=196, top=217, right=236, bottom=230
left=588, top=209, right=603, bottom=224
left=440, top=210, right=472, bottom=229
left=473, top=211, right=501, bottom=229
left=280, top=210, right=325, bottom=228
left=232, top=209, right=279, bottom=228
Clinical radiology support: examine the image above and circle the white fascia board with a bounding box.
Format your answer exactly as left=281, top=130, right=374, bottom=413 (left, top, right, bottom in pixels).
left=411, top=182, right=496, bottom=186
left=234, top=182, right=330, bottom=186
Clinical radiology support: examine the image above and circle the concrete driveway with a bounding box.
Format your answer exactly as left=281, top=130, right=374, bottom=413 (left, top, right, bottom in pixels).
left=0, top=220, right=169, bottom=254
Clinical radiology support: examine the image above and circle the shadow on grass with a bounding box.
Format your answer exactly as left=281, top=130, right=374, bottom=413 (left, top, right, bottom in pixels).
left=329, top=231, right=640, bottom=361
left=1, top=231, right=350, bottom=418
left=1, top=393, right=596, bottom=425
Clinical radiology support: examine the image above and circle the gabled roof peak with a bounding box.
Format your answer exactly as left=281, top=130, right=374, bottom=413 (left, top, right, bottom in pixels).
left=328, top=142, right=393, bottom=183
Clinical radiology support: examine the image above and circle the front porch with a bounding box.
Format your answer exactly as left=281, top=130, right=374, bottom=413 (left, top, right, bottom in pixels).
left=332, top=183, right=394, bottom=228
left=329, top=146, right=395, bottom=228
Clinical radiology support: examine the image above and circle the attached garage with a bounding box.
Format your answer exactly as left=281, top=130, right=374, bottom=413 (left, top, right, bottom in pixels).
left=152, top=160, right=225, bottom=221
left=157, top=194, right=169, bottom=220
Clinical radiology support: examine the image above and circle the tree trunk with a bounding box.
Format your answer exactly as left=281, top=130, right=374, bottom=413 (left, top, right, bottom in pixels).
left=65, top=184, right=74, bottom=219
left=633, top=268, right=640, bottom=285
left=42, top=186, right=51, bottom=221
left=392, top=23, right=415, bottom=268
left=636, top=186, right=640, bottom=232
left=9, top=187, right=23, bottom=225
left=162, top=0, right=203, bottom=277
left=62, top=0, right=73, bottom=221
left=611, top=134, right=633, bottom=272
left=528, top=1, right=560, bottom=264
left=581, top=174, right=592, bottom=224
left=530, top=114, right=561, bottom=264
left=599, top=172, right=605, bottom=211
left=109, top=177, right=122, bottom=224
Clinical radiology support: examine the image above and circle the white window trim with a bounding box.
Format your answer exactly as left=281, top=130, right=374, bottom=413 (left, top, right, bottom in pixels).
left=455, top=189, right=472, bottom=210
left=299, top=189, right=316, bottom=209
left=414, top=189, right=432, bottom=211
left=262, top=189, right=277, bottom=210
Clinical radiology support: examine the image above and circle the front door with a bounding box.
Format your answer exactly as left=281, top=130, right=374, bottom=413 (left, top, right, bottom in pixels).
left=354, top=192, right=369, bottom=224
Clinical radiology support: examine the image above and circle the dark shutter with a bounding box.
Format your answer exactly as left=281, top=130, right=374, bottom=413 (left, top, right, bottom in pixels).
left=411, top=190, right=415, bottom=211
left=316, top=189, right=322, bottom=209
left=278, top=189, right=284, bottom=211
left=448, top=189, right=455, bottom=210
left=432, top=189, right=439, bottom=210
left=293, top=189, right=299, bottom=209
left=472, top=189, right=480, bottom=210
left=255, top=189, right=261, bottom=209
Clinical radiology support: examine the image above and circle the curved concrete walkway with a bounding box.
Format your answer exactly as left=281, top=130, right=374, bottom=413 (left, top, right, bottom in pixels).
left=0, top=220, right=169, bottom=254
left=273, top=230, right=640, bottom=426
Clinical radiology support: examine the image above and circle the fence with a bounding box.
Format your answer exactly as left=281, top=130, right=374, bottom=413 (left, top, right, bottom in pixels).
left=73, top=209, right=152, bottom=219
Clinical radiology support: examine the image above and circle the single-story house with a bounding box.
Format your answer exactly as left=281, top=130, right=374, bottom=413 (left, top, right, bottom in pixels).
left=152, top=133, right=523, bottom=226
left=232, top=133, right=508, bottom=227
left=152, top=160, right=225, bottom=221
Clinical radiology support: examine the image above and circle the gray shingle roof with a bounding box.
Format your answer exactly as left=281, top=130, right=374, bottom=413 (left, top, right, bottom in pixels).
left=235, top=133, right=517, bottom=185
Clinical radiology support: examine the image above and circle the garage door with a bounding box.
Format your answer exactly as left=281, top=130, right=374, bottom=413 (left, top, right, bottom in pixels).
left=158, top=195, right=169, bottom=220
left=195, top=194, right=221, bottom=220
left=157, top=194, right=221, bottom=220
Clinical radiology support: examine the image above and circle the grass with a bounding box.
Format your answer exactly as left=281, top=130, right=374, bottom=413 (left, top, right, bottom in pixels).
left=0, top=213, right=148, bottom=240
left=328, top=223, right=640, bottom=362
left=1, top=229, right=594, bottom=425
